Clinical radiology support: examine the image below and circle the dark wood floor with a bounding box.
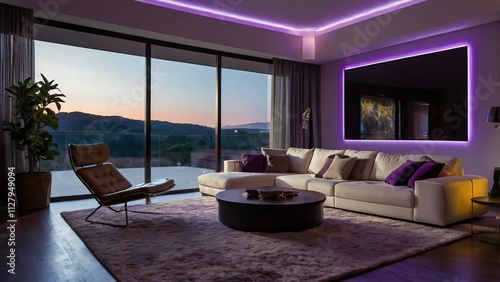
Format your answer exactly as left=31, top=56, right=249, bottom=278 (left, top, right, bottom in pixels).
left=1, top=194, right=499, bottom=282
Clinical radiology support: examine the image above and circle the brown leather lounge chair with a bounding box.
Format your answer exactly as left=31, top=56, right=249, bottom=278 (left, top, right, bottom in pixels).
left=68, top=143, right=175, bottom=227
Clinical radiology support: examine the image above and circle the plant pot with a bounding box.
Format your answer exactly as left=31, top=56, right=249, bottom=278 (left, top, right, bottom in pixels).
left=15, top=172, right=52, bottom=209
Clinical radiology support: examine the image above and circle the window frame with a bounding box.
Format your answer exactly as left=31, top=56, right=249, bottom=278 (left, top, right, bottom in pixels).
left=35, top=18, right=272, bottom=200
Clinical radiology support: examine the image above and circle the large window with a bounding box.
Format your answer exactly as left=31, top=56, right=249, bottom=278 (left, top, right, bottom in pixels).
left=34, top=21, right=272, bottom=199
left=151, top=46, right=217, bottom=190
left=221, top=58, right=271, bottom=169
left=35, top=35, right=146, bottom=198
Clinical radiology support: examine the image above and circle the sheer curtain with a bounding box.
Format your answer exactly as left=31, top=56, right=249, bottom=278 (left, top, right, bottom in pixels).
left=271, top=58, right=321, bottom=149
left=0, top=3, right=34, bottom=203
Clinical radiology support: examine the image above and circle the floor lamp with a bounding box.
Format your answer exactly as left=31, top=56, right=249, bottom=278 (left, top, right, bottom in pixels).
left=486, top=106, right=500, bottom=198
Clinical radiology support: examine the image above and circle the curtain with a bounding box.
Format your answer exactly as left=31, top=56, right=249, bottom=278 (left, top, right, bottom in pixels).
left=271, top=58, right=321, bottom=149
left=0, top=3, right=34, bottom=203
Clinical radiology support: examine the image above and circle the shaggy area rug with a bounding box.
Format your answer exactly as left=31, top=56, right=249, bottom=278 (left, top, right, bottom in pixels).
left=61, top=197, right=481, bottom=282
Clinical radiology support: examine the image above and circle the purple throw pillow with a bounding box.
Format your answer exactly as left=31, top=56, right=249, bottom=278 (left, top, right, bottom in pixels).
left=241, top=154, right=266, bottom=172
left=385, top=160, right=427, bottom=186
left=408, top=161, right=445, bottom=188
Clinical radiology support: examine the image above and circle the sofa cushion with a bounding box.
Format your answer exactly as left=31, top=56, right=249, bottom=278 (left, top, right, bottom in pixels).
left=286, top=147, right=314, bottom=173
left=370, top=152, right=424, bottom=181
left=275, top=174, right=315, bottom=190
left=265, top=154, right=289, bottom=173
left=261, top=147, right=287, bottom=156
left=408, top=161, right=445, bottom=188
left=385, top=160, right=426, bottom=186
left=198, top=172, right=281, bottom=189
left=307, top=148, right=345, bottom=174
left=241, top=154, right=266, bottom=172
left=344, top=150, right=378, bottom=180
left=307, top=178, right=346, bottom=197
left=323, top=157, right=357, bottom=180
left=335, top=181, right=415, bottom=208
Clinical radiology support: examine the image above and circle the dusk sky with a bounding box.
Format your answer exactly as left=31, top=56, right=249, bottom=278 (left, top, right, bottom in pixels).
left=35, top=41, right=271, bottom=127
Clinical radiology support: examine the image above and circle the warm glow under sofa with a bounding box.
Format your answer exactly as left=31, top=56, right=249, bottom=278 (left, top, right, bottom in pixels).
left=198, top=147, right=488, bottom=226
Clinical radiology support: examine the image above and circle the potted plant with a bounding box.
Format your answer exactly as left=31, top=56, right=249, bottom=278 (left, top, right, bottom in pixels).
left=3, top=74, right=65, bottom=209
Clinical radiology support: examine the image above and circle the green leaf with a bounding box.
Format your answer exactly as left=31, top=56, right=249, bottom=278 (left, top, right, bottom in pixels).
left=2, top=74, right=65, bottom=173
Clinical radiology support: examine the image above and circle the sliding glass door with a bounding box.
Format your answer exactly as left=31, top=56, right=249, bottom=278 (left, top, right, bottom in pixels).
left=151, top=46, right=216, bottom=191
left=34, top=21, right=272, bottom=199
left=221, top=58, right=272, bottom=170
left=35, top=30, right=145, bottom=198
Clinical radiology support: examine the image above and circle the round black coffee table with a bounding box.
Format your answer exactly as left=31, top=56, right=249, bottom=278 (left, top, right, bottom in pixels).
left=471, top=196, right=500, bottom=245
left=216, top=186, right=326, bottom=232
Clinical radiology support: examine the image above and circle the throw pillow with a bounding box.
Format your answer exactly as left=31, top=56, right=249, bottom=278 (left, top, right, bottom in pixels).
left=323, top=156, right=357, bottom=180
left=344, top=150, right=378, bottom=180
left=385, top=160, right=427, bottom=186
left=315, top=154, right=337, bottom=178
left=265, top=154, right=289, bottom=173
left=240, top=154, right=266, bottom=173
left=421, top=155, right=461, bottom=177
left=408, top=161, right=445, bottom=188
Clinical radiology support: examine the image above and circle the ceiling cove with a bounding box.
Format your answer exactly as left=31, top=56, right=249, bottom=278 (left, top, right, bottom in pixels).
left=136, top=0, right=426, bottom=36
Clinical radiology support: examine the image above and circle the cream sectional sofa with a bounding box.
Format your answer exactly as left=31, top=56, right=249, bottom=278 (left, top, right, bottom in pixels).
left=198, top=148, right=488, bottom=226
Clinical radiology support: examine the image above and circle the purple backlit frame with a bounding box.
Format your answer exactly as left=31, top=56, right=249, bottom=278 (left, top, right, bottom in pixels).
left=342, top=43, right=472, bottom=145
left=136, top=0, right=424, bottom=36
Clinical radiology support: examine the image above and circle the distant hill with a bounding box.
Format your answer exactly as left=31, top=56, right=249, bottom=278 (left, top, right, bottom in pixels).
left=55, top=112, right=269, bottom=133
left=55, top=112, right=214, bottom=134
left=222, top=122, right=269, bottom=130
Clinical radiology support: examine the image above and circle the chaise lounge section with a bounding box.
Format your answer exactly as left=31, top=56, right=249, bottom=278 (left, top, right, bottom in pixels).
left=198, top=147, right=488, bottom=226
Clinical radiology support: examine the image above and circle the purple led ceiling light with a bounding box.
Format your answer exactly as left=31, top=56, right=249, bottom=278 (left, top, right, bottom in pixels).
left=136, top=0, right=425, bottom=36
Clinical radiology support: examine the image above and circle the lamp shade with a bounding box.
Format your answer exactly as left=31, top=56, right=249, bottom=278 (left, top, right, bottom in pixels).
left=486, top=106, right=500, bottom=123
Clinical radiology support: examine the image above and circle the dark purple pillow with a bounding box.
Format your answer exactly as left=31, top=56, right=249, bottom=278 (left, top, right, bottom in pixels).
left=385, top=160, right=427, bottom=186
left=241, top=154, right=266, bottom=172
left=408, top=161, right=445, bottom=188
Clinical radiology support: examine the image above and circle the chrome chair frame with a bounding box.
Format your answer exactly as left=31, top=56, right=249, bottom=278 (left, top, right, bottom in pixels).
left=68, top=143, right=175, bottom=227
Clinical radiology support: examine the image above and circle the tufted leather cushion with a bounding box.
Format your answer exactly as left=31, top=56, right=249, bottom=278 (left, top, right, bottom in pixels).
left=77, top=164, right=132, bottom=198
left=70, top=143, right=110, bottom=166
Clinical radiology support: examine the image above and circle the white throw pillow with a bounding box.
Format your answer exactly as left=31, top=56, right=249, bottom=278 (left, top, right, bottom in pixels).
left=307, top=148, right=345, bottom=174
left=323, top=157, right=357, bottom=180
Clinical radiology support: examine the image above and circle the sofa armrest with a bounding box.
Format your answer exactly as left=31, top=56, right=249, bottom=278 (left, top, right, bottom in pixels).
left=413, top=175, right=488, bottom=226
left=224, top=160, right=242, bottom=172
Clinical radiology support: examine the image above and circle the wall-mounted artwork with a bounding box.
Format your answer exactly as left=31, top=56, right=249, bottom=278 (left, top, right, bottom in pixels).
left=360, top=96, right=395, bottom=140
